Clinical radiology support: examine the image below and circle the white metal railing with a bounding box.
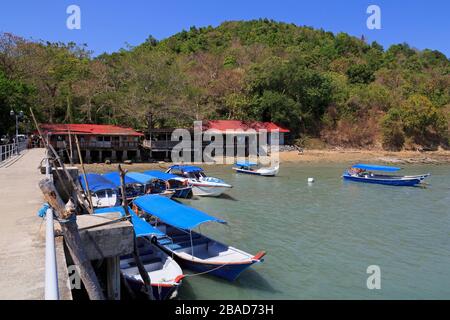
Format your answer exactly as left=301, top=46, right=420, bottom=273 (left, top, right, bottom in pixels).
left=44, top=153, right=59, bottom=300
left=0, top=140, right=28, bottom=164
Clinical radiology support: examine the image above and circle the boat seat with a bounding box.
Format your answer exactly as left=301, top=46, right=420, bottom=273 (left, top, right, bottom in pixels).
left=158, top=238, right=173, bottom=245
left=121, top=247, right=154, bottom=261
left=122, top=256, right=162, bottom=268
left=170, top=234, right=201, bottom=242
left=166, top=238, right=209, bottom=251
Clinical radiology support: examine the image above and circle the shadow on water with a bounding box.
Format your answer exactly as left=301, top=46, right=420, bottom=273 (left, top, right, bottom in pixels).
left=177, top=279, right=197, bottom=300
left=216, top=193, right=239, bottom=201
left=179, top=193, right=238, bottom=201
left=181, top=269, right=279, bottom=297
left=233, top=269, right=280, bottom=294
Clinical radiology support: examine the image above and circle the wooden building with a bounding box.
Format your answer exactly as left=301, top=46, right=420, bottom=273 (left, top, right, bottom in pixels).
left=39, top=124, right=144, bottom=163
left=143, top=120, right=290, bottom=161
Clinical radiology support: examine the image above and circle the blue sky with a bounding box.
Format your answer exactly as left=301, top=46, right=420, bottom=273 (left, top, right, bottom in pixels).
left=0, top=0, right=449, bottom=56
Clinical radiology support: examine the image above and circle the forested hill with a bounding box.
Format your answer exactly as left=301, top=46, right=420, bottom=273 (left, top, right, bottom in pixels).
left=1, top=19, right=449, bottom=150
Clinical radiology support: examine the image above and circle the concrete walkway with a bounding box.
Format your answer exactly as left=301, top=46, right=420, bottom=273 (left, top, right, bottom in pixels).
left=0, top=148, right=46, bottom=299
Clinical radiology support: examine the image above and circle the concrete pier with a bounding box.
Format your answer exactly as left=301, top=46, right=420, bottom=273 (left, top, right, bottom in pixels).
left=0, top=148, right=47, bottom=299
left=0, top=148, right=135, bottom=300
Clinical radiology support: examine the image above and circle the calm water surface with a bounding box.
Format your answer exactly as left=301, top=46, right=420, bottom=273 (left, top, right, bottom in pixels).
left=175, top=163, right=449, bottom=299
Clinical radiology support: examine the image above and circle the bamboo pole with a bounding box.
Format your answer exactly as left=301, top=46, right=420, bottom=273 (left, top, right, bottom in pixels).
left=74, top=134, right=93, bottom=214
left=39, top=178, right=105, bottom=300
left=118, top=165, right=154, bottom=300
left=30, top=108, right=90, bottom=211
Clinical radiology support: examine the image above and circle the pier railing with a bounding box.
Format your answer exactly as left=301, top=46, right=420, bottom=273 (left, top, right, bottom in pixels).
left=44, top=153, right=59, bottom=300
left=0, top=140, right=28, bottom=165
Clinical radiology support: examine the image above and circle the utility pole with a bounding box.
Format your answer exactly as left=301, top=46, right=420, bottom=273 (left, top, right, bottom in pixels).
left=10, top=110, right=24, bottom=154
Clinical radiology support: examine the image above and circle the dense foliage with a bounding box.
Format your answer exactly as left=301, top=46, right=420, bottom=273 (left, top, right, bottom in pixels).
left=1, top=20, right=449, bottom=150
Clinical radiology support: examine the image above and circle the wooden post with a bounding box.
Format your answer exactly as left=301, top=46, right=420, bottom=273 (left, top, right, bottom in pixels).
left=106, top=256, right=120, bottom=300
left=118, top=165, right=154, bottom=300
left=120, top=272, right=136, bottom=299
left=67, top=125, right=74, bottom=166
left=39, top=178, right=105, bottom=300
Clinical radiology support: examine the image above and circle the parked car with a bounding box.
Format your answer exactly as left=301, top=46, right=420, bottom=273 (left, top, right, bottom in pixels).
left=1, top=135, right=11, bottom=145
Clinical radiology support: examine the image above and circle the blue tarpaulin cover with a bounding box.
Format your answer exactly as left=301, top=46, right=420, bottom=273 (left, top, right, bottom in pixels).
left=144, top=170, right=180, bottom=181
left=126, top=172, right=158, bottom=184
left=134, top=194, right=226, bottom=230
left=169, top=165, right=204, bottom=173
left=79, top=173, right=117, bottom=192
left=236, top=161, right=257, bottom=167
left=351, top=164, right=401, bottom=172
left=103, top=172, right=140, bottom=187
left=94, top=206, right=165, bottom=238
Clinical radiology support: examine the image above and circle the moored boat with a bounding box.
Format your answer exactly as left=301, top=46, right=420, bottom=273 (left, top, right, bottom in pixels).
left=233, top=161, right=279, bottom=176
left=126, top=172, right=175, bottom=198
left=103, top=172, right=144, bottom=201
left=95, top=206, right=184, bottom=300
left=166, top=165, right=232, bottom=197
left=342, top=163, right=430, bottom=187
left=144, top=170, right=192, bottom=198
left=133, top=194, right=266, bottom=281
left=79, top=173, right=119, bottom=208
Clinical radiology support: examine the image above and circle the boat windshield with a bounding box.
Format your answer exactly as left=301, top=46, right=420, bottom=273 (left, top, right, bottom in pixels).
left=348, top=168, right=369, bottom=176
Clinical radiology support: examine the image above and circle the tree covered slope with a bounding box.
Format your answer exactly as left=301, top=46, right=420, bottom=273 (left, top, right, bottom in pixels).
left=1, top=19, right=449, bottom=150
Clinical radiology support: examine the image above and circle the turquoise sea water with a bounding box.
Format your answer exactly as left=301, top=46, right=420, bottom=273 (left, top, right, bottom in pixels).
left=175, top=163, right=450, bottom=299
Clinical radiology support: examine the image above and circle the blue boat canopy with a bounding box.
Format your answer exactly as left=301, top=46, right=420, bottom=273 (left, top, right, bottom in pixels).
left=94, top=206, right=165, bottom=238
left=126, top=172, right=158, bottom=184
left=236, top=161, right=257, bottom=167
left=103, top=172, right=140, bottom=187
left=79, top=173, right=117, bottom=192
left=134, top=194, right=226, bottom=230
left=169, top=165, right=204, bottom=173
left=144, top=170, right=180, bottom=181
left=351, top=163, right=401, bottom=172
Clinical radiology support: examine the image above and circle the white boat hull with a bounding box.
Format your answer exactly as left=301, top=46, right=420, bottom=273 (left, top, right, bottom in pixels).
left=233, top=165, right=279, bottom=177
left=191, top=183, right=231, bottom=197
left=91, top=193, right=118, bottom=208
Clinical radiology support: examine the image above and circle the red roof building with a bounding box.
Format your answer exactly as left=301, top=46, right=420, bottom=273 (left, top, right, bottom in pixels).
left=39, top=124, right=143, bottom=137
left=39, top=124, right=144, bottom=163
left=204, top=120, right=290, bottom=133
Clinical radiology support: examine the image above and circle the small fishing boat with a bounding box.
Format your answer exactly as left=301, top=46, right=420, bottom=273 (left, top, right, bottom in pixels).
left=144, top=170, right=192, bottom=199
left=233, top=161, right=279, bottom=176
left=126, top=172, right=175, bottom=198
left=103, top=172, right=144, bottom=201
left=133, top=195, right=266, bottom=281
left=342, top=163, right=430, bottom=187
left=95, top=206, right=184, bottom=300
left=166, top=165, right=232, bottom=197
left=79, top=173, right=119, bottom=208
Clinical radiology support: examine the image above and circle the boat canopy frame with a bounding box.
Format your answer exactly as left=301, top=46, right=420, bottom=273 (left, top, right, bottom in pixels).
left=133, top=194, right=226, bottom=231
left=94, top=206, right=166, bottom=239
left=351, top=163, right=401, bottom=172
left=235, top=161, right=258, bottom=167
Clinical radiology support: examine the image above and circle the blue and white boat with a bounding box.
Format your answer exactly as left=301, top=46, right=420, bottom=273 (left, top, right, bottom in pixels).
left=126, top=172, right=175, bottom=198
left=95, top=206, right=184, bottom=300
left=233, top=161, right=279, bottom=176
left=103, top=172, right=144, bottom=201
left=133, top=195, right=266, bottom=281
left=342, top=163, right=430, bottom=187
left=144, top=170, right=192, bottom=198
left=79, top=173, right=119, bottom=208
left=166, top=165, right=232, bottom=197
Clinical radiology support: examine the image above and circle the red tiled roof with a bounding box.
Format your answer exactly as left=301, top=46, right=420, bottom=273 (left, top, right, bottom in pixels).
left=204, top=120, right=290, bottom=133
left=39, top=124, right=144, bottom=136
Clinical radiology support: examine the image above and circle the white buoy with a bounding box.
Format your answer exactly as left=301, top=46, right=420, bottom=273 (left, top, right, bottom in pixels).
left=308, top=177, right=315, bottom=183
